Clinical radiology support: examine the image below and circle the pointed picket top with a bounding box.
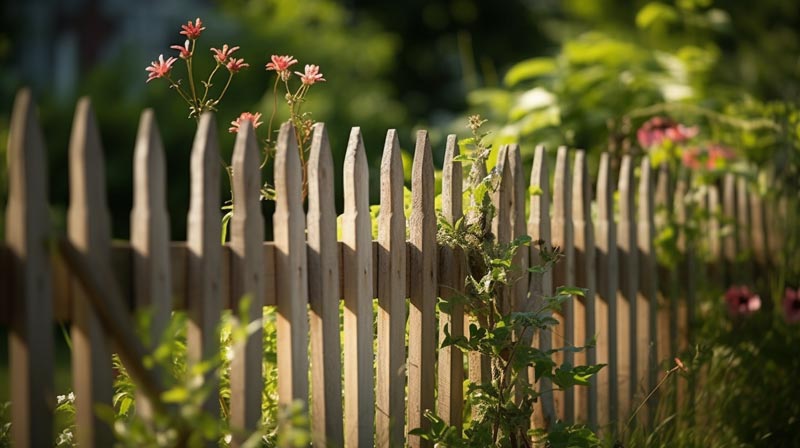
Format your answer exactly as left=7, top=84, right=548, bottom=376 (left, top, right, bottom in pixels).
left=552, top=145, right=575, bottom=422
left=597, top=153, right=613, bottom=223
left=442, top=134, right=463, bottom=224
left=342, top=127, right=375, bottom=447
left=273, top=121, right=310, bottom=411
left=131, top=109, right=171, bottom=343
left=186, top=113, right=222, bottom=424
left=6, top=88, right=55, bottom=448
left=492, top=144, right=512, bottom=249
left=306, top=123, right=344, bottom=448
left=509, top=144, right=529, bottom=310
left=618, top=155, right=635, bottom=222
left=722, top=174, right=738, bottom=262
left=571, top=149, right=596, bottom=425
left=229, top=120, right=265, bottom=438
left=571, top=150, right=591, bottom=223
left=68, top=96, right=114, bottom=447
left=376, top=129, right=407, bottom=447
left=636, top=157, right=658, bottom=406
left=407, top=130, right=437, bottom=447
left=529, top=145, right=551, bottom=243
left=594, top=152, right=617, bottom=427
left=638, top=158, right=655, bottom=224
left=130, top=109, right=172, bottom=420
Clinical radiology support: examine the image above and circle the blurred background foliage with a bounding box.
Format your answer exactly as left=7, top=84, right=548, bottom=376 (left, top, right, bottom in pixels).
left=0, top=0, right=798, bottom=238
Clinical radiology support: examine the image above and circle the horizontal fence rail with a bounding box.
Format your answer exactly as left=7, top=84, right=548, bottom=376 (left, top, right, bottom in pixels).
left=0, top=90, right=783, bottom=446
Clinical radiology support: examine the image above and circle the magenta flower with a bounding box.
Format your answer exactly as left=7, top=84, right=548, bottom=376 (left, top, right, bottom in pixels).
left=783, top=288, right=800, bottom=324
left=706, top=144, right=736, bottom=169
left=266, top=55, right=298, bottom=80
left=681, top=147, right=703, bottom=170
left=226, top=58, right=249, bottom=73
left=229, top=112, right=263, bottom=133
left=211, top=44, right=239, bottom=64
left=180, top=18, right=205, bottom=40
left=170, top=40, right=191, bottom=60
left=637, top=116, right=699, bottom=148
left=724, top=285, right=761, bottom=317
left=295, top=64, right=326, bottom=85
left=145, top=54, right=177, bottom=83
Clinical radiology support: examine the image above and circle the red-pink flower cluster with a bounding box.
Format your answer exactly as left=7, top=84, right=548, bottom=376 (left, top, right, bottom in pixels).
left=211, top=44, right=239, bottom=64
left=637, top=116, right=699, bottom=148
left=145, top=54, right=177, bottom=83
left=180, top=18, right=205, bottom=40
left=170, top=40, right=191, bottom=60
left=724, top=285, right=761, bottom=317
left=681, top=144, right=736, bottom=170
left=296, top=64, right=326, bottom=86
left=229, top=112, right=263, bottom=133
left=266, top=55, right=298, bottom=81
left=784, top=288, right=800, bottom=324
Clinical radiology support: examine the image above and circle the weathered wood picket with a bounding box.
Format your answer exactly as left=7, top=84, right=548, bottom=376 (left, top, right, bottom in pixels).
left=1, top=90, right=780, bottom=446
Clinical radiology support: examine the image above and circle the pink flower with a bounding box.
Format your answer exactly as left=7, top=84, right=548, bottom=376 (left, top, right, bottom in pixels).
left=295, top=64, right=326, bottom=85
left=180, top=18, right=205, bottom=40
left=228, top=112, right=263, bottom=133
left=211, top=44, right=239, bottom=63
left=724, top=285, right=761, bottom=317
left=783, top=288, right=800, bottom=324
left=170, top=40, right=191, bottom=59
left=266, top=55, right=298, bottom=80
left=226, top=58, right=249, bottom=73
left=145, top=54, right=177, bottom=83
left=706, top=144, right=736, bottom=169
left=637, top=116, right=698, bottom=148
left=681, top=147, right=703, bottom=170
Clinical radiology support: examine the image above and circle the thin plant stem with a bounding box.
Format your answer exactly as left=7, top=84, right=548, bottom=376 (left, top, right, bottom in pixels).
left=186, top=39, right=199, bottom=109
left=625, top=365, right=681, bottom=431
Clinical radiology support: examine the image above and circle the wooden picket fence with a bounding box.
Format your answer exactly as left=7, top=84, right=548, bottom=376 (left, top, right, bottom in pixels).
left=1, top=89, right=782, bottom=447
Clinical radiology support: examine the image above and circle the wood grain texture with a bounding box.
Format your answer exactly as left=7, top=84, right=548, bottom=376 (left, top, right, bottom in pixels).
left=571, top=150, right=596, bottom=426
left=437, top=134, right=464, bottom=432
left=616, top=155, right=637, bottom=425
left=551, top=146, right=575, bottom=422
left=229, top=120, right=264, bottom=439
left=186, top=113, right=222, bottom=423
left=594, top=153, right=617, bottom=429
left=376, top=129, right=407, bottom=448
left=6, top=88, right=54, bottom=447
left=636, top=158, right=658, bottom=422
left=67, top=97, right=114, bottom=447
left=273, top=122, right=310, bottom=411
left=130, top=109, right=172, bottom=419
left=492, top=145, right=512, bottom=315
left=407, top=131, right=437, bottom=447
left=342, top=127, right=375, bottom=447
left=528, top=145, right=555, bottom=429
left=306, top=123, right=344, bottom=447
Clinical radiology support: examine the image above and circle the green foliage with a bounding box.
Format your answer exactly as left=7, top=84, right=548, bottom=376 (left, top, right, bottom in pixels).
left=417, top=117, right=603, bottom=446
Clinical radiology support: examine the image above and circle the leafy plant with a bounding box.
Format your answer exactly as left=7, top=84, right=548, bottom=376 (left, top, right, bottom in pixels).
left=412, top=116, right=604, bottom=447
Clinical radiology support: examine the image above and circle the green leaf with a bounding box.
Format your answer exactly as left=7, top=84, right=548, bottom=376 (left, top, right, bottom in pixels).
left=555, top=286, right=588, bottom=297
left=529, top=185, right=543, bottom=196
left=636, top=2, right=679, bottom=30
left=504, top=58, right=558, bottom=87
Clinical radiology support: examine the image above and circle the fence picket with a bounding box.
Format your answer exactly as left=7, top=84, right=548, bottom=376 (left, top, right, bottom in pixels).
left=551, top=146, right=575, bottom=422
left=407, top=131, right=437, bottom=447
left=273, top=122, right=310, bottom=409
left=467, top=155, right=490, bottom=402
left=594, top=153, right=617, bottom=429
left=68, top=97, right=114, bottom=447
left=6, top=88, right=54, bottom=447
left=229, top=121, right=264, bottom=439
left=616, top=155, right=637, bottom=426
left=186, top=113, right=222, bottom=422
left=736, top=177, right=753, bottom=285
left=492, top=145, right=513, bottom=314
left=307, top=123, right=344, bottom=447
left=528, top=145, right=556, bottom=428
left=130, top=109, right=172, bottom=419
left=437, top=134, right=464, bottom=431
left=571, top=150, right=596, bottom=426
left=377, top=129, right=407, bottom=447
left=509, top=144, right=531, bottom=410
left=342, top=127, right=375, bottom=447
left=636, top=158, right=658, bottom=422
left=673, top=172, right=692, bottom=414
